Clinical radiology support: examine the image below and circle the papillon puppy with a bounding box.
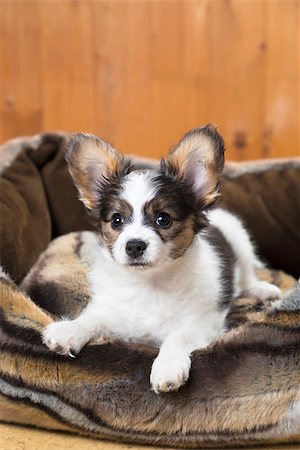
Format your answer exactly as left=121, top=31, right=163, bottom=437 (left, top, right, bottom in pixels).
left=43, top=125, right=281, bottom=393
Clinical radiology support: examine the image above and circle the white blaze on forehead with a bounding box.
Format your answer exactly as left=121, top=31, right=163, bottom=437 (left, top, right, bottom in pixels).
left=112, top=170, right=168, bottom=266
left=121, top=171, right=157, bottom=221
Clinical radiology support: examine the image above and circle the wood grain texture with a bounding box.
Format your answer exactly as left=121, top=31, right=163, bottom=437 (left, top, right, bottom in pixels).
left=0, top=0, right=299, bottom=160
left=0, top=423, right=300, bottom=450
left=0, top=422, right=166, bottom=450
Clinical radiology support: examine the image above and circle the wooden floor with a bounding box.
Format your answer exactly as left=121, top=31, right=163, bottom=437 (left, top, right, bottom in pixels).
left=0, top=423, right=300, bottom=450
left=0, top=423, right=162, bottom=450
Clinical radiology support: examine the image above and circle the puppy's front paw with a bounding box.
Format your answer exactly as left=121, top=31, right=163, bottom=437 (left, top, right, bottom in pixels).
left=265, top=299, right=283, bottom=312
left=42, top=320, right=88, bottom=356
left=245, top=281, right=282, bottom=303
left=150, top=353, right=191, bottom=394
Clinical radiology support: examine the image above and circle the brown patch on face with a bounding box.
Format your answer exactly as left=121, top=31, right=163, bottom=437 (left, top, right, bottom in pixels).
left=99, top=198, right=133, bottom=251
left=144, top=195, right=204, bottom=259
left=168, top=216, right=196, bottom=258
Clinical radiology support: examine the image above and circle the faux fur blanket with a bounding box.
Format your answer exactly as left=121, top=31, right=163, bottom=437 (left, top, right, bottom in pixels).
left=0, top=132, right=300, bottom=447
left=0, top=231, right=299, bottom=447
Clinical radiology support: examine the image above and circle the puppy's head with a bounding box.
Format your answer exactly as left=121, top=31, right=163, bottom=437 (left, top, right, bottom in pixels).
left=66, top=125, right=224, bottom=269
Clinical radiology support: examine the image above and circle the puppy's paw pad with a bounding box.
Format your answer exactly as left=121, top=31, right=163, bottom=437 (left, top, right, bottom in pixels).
left=42, top=321, right=85, bottom=356
left=150, top=354, right=191, bottom=394
left=266, top=299, right=283, bottom=312
left=245, top=281, right=282, bottom=303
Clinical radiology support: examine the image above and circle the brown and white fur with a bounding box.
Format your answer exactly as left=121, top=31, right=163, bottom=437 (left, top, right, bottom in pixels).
left=42, top=125, right=281, bottom=393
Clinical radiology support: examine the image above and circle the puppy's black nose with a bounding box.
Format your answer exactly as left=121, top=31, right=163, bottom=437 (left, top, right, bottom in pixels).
left=126, top=240, right=147, bottom=258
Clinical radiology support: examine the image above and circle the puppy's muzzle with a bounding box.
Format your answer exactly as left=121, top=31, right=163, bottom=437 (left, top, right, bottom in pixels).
left=126, top=240, right=148, bottom=259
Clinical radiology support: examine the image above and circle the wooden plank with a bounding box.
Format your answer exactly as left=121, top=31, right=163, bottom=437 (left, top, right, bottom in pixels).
left=92, top=0, right=211, bottom=158
left=208, top=0, right=266, bottom=161
left=150, top=0, right=186, bottom=157
left=150, top=0, right=211, bottom=157
left=0, top=1, right=43, bottom=141
left=15, top=1, right=43, bottom=137
left=0, top=422, right=167, bottom=450
left=263, top=0, right=299, bottom=157
left=181, top=0, right=212, bottom=135
left=0, top=2, right=19, bottom=141
left=40, top=1, right=95, bottom=133
left=91, top=1, right=153, bottom=155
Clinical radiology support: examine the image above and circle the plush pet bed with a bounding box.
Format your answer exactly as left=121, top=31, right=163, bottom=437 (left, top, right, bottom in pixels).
left=0, top=132, right=300, bottom=448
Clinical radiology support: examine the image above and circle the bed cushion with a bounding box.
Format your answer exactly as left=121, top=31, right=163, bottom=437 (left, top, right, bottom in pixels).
left=0, top=236, right=299, bottom=447
left=0, top=132, right=299, bottom=447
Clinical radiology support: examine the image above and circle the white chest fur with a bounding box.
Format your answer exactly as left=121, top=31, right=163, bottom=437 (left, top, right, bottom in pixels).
left=89, top=234, right=226, bottom=347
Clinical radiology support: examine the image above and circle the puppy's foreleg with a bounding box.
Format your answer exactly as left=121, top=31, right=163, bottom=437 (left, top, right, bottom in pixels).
left=150, top=329, right=209, bottom=394
left=42, top=303, right=104, bottom=356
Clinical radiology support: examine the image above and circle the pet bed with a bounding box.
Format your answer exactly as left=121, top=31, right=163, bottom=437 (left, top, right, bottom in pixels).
left=0, top=132, right=300, bottom=448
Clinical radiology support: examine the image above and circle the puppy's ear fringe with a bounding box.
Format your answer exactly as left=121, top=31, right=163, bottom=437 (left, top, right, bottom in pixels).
left=65, top=133, right=129, bottom=211
left=65, top=133, right=122, bottom=174
left=162, top=124, right=225, bottom=207
left=159, top=158, right=222, bottom=208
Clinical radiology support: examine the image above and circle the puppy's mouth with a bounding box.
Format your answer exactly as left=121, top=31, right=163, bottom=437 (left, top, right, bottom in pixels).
left=128, top=261, right=152, bottom=269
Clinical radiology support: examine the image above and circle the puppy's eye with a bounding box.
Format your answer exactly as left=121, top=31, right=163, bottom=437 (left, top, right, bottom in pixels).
left=155, top=212, right=172, bottom=229
left=111, top=213, right=124, bottom=229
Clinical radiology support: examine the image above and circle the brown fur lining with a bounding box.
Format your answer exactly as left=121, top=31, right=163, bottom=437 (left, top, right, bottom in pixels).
left=1, top=258, right=300, bottom=446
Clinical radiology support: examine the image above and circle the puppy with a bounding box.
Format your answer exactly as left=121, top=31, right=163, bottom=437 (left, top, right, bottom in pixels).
left=42, top=125, right=281, bottom=393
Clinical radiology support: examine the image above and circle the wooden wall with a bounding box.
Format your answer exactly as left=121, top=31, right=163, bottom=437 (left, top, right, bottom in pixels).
left=0, top=0, right=299, bottom=160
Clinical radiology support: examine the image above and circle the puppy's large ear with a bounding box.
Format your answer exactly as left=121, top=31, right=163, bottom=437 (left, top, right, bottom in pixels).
left=166, top=125, right=225, bottom=206
left=66, top=133, right=124, bottom=210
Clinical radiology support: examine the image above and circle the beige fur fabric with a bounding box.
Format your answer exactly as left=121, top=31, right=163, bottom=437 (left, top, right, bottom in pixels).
left=0, top=232, right=299, bottom=447
left=0, top=132, right=300, bottom=447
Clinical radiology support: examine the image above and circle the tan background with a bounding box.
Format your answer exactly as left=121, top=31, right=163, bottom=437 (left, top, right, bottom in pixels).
left=0, top=423, right=300, bottom=450
left=0, top=0, right=299, bottom=160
